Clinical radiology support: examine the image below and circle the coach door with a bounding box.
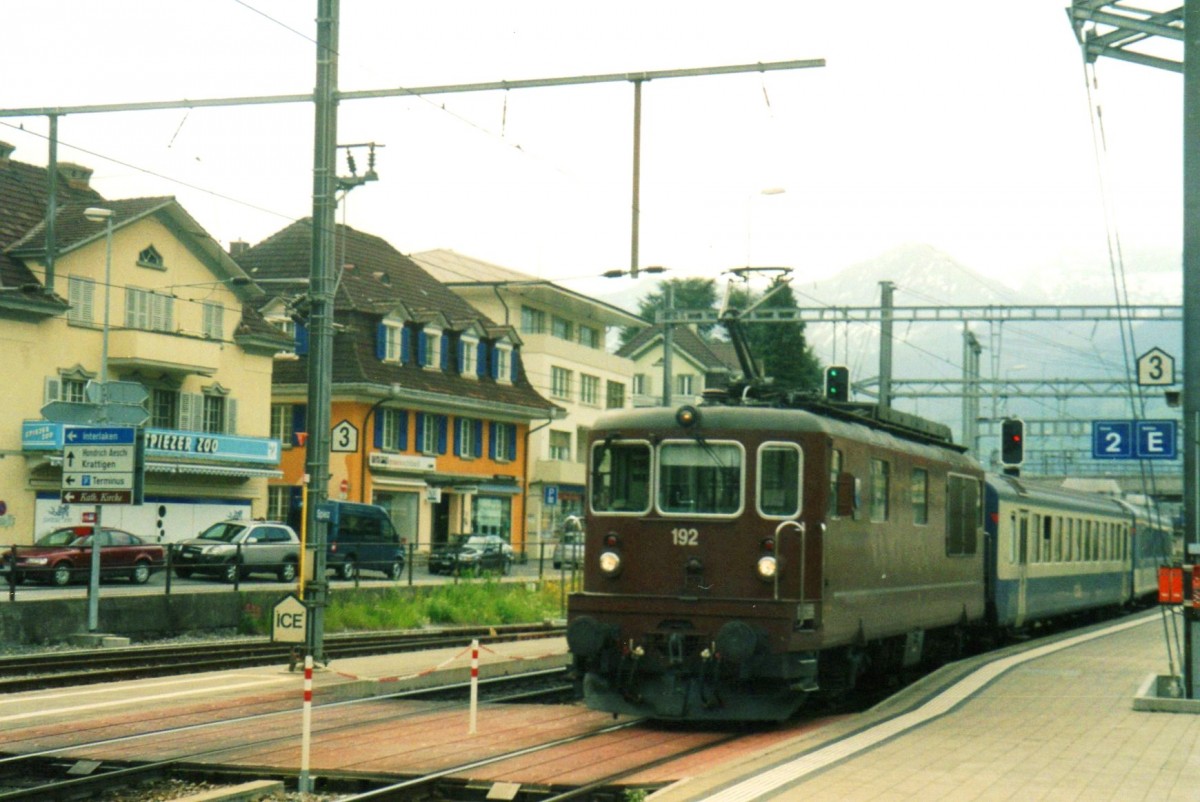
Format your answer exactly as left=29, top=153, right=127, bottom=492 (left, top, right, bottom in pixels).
left=1015, top=510, right=1030, bottom=627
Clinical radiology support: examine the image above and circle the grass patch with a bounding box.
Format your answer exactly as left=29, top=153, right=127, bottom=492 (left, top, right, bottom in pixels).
left=243, top=579, right=567, bottom=635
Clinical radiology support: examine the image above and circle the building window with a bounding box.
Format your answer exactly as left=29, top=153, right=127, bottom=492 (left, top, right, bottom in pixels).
left=418, top=414, right=445, bottom=455
left=581, top=374, right=600, bottom=406
left=495, top=422, right=516, bottom=461
left=911, top=468, right=929, bottom=525
left=606, top=381, right=625, bottom=409
left=579, top=325, right=600, bottom=349
left=202, top=301, right=223, bottom=339
left=137, top=245, right=164, bottom=269
left=271, top=404, right=293, bottom=444
left=424, top=326, right=442, bottom=368
left=268, top=486, right=291, bottom=521
left=126, top=288, right=174, bottom=332
left=549, top=430, right=571, bottom=461
left=869, top=458, right=889, bottom=522
left=202, top=394, right=226, bottom=434
left=551, top=315, right=573, bottom=341
left=62, top=377, right=87, bottom=403
left=675, top=374, right=694, bottom=396
left=380, top=408, right=406, bottom=451
left=495, top=346, right=510, bottom=382
left=67, top=276, right=95, bottom=323
left=151, top=387, right=179, bottom=429
left=551, top=366, right=572, bottom=400
left=632, top=373, right=649, bottom=396
left=521, top=306, right=546, bottom=334
left=457, top=417, right=479, bottom=458
left=461, top=336, right=478, bottom=376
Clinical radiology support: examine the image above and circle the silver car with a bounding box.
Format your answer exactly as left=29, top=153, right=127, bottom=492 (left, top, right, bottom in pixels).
left=552, top=516, right=585, bottom=569
left=172, top=520, right=301, bottom=583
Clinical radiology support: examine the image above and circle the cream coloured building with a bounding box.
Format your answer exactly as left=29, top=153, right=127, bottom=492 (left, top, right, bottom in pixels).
left=410, top=250, right=643, bottom=551
left=0, top=145, right=288, bottom=544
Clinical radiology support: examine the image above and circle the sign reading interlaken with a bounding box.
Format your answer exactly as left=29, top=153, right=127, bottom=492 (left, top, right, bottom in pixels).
left=61, top=426, right=137, bottom=505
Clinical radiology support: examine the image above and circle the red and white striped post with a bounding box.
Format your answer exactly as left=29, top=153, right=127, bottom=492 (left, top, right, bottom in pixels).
left=469, top=638, right=479, bottom=735
left=299, top=653, right=314, bottom=792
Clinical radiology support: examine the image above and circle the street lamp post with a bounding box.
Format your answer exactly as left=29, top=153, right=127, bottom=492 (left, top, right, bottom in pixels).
left=82, top=207, right=114, bottom=633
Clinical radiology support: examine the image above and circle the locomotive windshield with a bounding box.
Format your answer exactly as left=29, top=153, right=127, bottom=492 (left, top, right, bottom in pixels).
left=658, top=441, right=742, bottom=515
left=591, top=440, right=652, bottom=513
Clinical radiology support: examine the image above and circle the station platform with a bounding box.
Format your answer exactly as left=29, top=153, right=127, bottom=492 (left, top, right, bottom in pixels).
left=648, top=610, right=1200, bottom=801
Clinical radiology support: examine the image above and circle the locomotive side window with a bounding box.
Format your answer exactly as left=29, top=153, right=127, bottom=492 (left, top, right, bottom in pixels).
left=658, top=440, right=743, bottom=516
left=590, top=440, right=651, bottom=514
left=945, top=473, right=980, bottom=556
left=829, top=449, right=844, bottom=518
left=911, top=468, right=928, bottom=525
left=869, top=459, right=890, bottom=522
left=758, top=442, right=802, bottom=518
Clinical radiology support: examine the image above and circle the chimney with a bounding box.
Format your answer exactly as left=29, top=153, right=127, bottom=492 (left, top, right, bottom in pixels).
left=0, top=141, right=14, bottom=166
left=229, top=240, right=250, bottom=258
left=57, top=162, right=93, bottom=190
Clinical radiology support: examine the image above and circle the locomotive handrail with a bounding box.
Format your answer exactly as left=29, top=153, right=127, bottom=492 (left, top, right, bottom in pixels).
left=775, top=520, right=805, bottom=601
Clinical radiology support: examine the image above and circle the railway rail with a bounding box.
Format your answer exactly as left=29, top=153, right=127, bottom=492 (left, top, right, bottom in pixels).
left=0, top=623, right=564, bottom=693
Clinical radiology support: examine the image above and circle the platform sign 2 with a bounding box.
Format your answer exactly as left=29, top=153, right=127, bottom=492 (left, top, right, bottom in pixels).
left=1092, top=419, right=1178, bottom=460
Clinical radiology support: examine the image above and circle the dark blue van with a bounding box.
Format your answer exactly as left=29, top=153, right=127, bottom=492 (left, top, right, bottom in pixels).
left=309, top=501, right=405, bottom=581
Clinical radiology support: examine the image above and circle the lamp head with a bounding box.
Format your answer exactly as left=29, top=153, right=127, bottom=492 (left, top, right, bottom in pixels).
left=83, top=207, right=113, bottom=224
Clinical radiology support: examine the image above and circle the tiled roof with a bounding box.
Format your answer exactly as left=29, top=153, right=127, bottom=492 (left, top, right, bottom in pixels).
left=617, top=323, right=739, bottom=373
left=240, top=221, right=555, bottom=416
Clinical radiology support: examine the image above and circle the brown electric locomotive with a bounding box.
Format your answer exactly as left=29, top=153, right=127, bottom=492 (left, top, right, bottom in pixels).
left=566, top=397, right=986, bottom=721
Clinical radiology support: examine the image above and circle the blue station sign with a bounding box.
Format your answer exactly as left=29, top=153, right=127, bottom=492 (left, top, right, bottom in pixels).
left=1091, top=419, right=1178, bottom=461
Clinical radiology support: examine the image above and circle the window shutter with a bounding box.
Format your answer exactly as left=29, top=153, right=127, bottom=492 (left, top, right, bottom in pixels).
left=376, top=323, right=387, bottom=360
left=436, top=415, right=447, bottom=454
left=44, top=376, right=61, bottom=403
left=507, top=425, right=518, bottom=461
left=417, top=331, right=428, bottom=366
left=401, top=327, right=412, bottom=364
left=415, top=413, right=425, bottom=451
left=489, top=422, right=497, bottom=460
left=476, top=341, right=487, bottom=378
left=440, top=334, right=450, bottom=370
left=374, top=412, right=384, bottom=448
left=398, top=410, right=408, bottom=451
left=225, top=398, right=238, bottom=434
left=294, top=322, right=309, bottom=355
left=474, top=419, right=484, bottom=458
left=510, top=348, right=520, bottom=383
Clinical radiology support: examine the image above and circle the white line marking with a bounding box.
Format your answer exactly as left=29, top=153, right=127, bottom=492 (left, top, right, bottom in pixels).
left=698, top=615, right=1154, bottom=802
left=0, top=677, right=293, bottom=724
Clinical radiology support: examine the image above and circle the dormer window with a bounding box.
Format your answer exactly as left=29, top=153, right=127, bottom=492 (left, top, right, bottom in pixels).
left=137, top=245, right=164, bottom=270
left=423, top=326, right=443, bottom=369
left=460, top=334, right=479, bottom=378
left=495, top=343, right=512, bottom=384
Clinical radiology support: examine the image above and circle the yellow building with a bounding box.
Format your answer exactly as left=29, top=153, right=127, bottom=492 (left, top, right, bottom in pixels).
left=1, top=145, right=289, bottom=544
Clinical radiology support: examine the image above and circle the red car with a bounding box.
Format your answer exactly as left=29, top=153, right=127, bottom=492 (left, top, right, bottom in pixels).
left=1, top=526, right=165, bottom=586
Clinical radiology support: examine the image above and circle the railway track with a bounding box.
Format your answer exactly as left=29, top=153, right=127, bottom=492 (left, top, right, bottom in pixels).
left=0, top=623, right=564, bottom=693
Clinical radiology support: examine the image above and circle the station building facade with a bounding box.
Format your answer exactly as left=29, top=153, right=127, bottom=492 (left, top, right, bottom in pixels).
left=0, top=144, right=290, bottom=544
left=236, top=222, right=557, bottom=555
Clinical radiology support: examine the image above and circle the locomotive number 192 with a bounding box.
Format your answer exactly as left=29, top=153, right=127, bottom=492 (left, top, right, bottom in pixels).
left=671, top=528, right=699, bottom=546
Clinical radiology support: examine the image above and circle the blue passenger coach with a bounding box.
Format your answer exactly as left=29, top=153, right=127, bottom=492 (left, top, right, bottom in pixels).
left=985, top=475, right=1135, bottom=629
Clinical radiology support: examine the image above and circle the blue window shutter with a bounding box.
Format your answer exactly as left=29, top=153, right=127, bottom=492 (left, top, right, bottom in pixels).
left=440, top=334, right=450, bottom=370
left=491, top=344, right=501, bottom=380
left=374, top=411, right=384, bottom=448
left=417, top=330, right=428, bottom=365
left=507, top=425, right=518, bottom=460
left=376, top=323, right=387, bottom=361
left=489, top=422, right=497, bottom=459
left=401, top=327, right=412, bottom=365
left=415, top=413, right=425, bottom=450
left=474, top=419, right=484, bottom=458
left=436, top=415, right=448, bottom=454
left=399, top=410, right=408, bottom=451
left=476, top=342, right=487, bottom=378
left=294, top=322, right=309, bottom=356
left=453, top=417, right=463, bottom=457
left=510, top=348, right=520, bottom=382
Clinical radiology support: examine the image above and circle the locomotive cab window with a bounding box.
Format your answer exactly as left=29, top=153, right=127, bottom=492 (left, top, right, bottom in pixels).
left=590, top=440, right=651, bottom=514
left=658, top=440, right=743, bottom=516
left=758, top=442, right=802, bottom=518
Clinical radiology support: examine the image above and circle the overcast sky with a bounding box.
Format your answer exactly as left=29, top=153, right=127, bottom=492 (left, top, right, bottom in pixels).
left=1, top=1, right=1184, bottom=299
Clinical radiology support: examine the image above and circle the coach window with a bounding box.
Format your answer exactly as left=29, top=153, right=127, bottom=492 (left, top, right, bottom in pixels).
left=658, top=440, right=743, bottom=516
left=869, top=459, right=889, bottom=522
left=590, top=440, right=651, bottom=514
left=911, top=468, right=928, bottom=525
left=758, top=442, right=802, bottom=518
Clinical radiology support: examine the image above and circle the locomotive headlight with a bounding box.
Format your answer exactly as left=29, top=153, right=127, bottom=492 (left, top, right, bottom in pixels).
left=599, top=550, right=621, bottom=575
left=756, top=555, right=778, bottom=580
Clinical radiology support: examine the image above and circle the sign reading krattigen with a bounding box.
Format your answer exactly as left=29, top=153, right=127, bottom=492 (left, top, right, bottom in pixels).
left=61, top=426, right=138, bottom=505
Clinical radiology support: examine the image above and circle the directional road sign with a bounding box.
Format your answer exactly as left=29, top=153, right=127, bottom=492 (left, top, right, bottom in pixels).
left=61, top=426, right=137, bottom=505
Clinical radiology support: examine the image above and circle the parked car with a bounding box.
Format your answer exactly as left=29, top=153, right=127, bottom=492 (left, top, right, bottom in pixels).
left=314, top=501, right=406, bottom=581
left=552, top=515, right=585, bottom=569
left=172, top=520, right=300, bottom=583
left=428, top=534, right=512, bottom=576
left=1, top=525, right=165, bottom=586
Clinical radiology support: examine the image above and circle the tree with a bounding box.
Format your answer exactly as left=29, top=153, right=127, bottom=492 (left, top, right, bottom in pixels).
left=619, top=277, right=718, bottom=348
left=734, top=279, right=823, bottom=393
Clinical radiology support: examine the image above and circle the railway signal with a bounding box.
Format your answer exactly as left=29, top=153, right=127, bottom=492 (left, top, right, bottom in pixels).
left=825, top=366, right=849, bottom=401
left=1000, top=418, right=1025, bottom=466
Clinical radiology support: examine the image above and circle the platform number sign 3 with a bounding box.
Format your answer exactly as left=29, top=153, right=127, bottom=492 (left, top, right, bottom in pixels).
left=1137, top=348, right=1175, bottom=387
